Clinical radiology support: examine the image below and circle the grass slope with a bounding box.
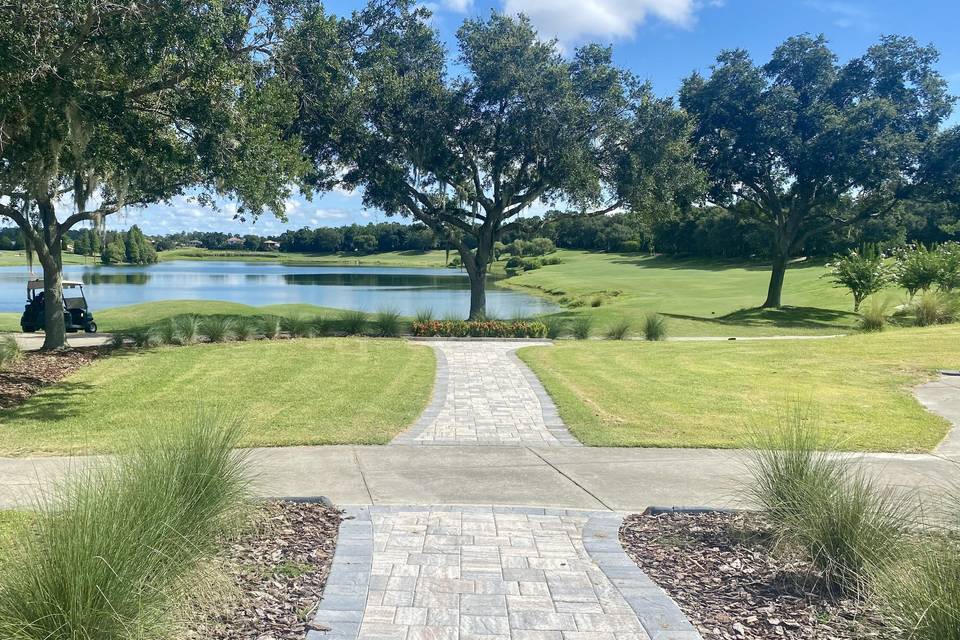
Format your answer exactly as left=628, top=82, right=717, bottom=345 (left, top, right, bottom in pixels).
left=503, top=251, right=874, bottom=336
left=519, top=325, right=960, bottom=452
left=0, top=338, right=435, bottom=456
left=0, top=251, right=90, bottom=267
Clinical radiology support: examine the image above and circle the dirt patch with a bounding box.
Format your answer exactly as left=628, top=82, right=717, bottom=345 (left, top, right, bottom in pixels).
left=188, top=501, right=342, bottom=640
left=620, top=512, right=891, bottom=639
left=0, top=347, right=108, bottom=409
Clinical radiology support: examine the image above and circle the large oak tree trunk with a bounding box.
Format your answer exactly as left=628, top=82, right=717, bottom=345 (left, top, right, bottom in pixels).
left=763, top=252, right=787, bottom=309
left=468, top=266, right=487, bottom=320
left=40, top=241, right=67, bottom=351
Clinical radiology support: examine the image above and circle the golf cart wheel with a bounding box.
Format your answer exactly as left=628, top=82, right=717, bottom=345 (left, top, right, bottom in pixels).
left=84, top=322, right=97, bottom=334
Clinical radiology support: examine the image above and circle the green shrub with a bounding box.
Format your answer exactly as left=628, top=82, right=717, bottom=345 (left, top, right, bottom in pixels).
left=874, top=537, right=960, bottom=639
left=373, top=309, right=402, bottom=337
left=341, top=310, right=369, bottom=336
left=938, top=242, right=960, bottom=292
left=310, top=315, right=332, bottom=337
left=149, top=318, right=178, bottom=345
left=0, top=335, right=21, bottom=369
left=590, top=296, right=603, bottom=307
left=409, top=320, right=547, bottom=338
left=895, top=244, right=941, bottom=298
left=605, top=320, right=632, bottom=340
left=112, top=327, right=159, bottom=348
left=282, top=315, right=316, bottom=338
left=642, top=313, right=668, bottom=341
left=414, top=308, right=434, bottom=324
left=541, top=316, right=567, bottom=339
left=200, top=316, right=236, bottom=343
left=0, top=409, right=249, bottom=639
left=858, top=297, right=892, bottom=332
left=912, top=292, right=960, bottom=327
left=571, top=316, right=593, bottom=340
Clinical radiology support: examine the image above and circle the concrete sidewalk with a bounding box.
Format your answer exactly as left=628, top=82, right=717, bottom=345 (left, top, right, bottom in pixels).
left=12, top=332, right=113, bottom=351
left=2, top=445, right=956, bottom=512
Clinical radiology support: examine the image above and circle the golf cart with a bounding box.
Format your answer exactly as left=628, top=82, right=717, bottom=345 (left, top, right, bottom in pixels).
left=20, top=279, right=97, bottom=334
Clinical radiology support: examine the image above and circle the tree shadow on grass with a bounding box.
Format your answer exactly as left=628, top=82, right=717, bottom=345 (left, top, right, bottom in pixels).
left=0, top=379, right=98, bottom=425
left=606, top=253, right=828, bottom=273
left=663, top=305, right=856, bottom=331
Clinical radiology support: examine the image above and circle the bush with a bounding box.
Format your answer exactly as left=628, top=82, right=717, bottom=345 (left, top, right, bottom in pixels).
left=0, top=335, right=21, bottom=369
left=410, top=320, right=547, bottom=338
left=858, top=297, right=892, bottom=332
left=590, top=296, right=603, bottom=307
left=373, top=309, right=402, bottom=337
left=747, top=410, right=910, bottom=594
left=605, top=320, right=632, bottom=340
left=642, top=313, right=668, bottom=341
left=526, top=237, right=556, bottom=256
left=938, top=242, right=960, bottom=292
left=894, top=244, right=941, bottom=298
left=911, top=292, right=960, bottom=327
left=200, top=316, right=236, bottom=343
left=0, top=409, right=249, bottom=639
left=571, top=316, right=593, bottom=340
left=341, top=310, right=369, bottom=336
left=826, top=247, right=891, bottom=312
left=541, top=316, right=567, bottom=339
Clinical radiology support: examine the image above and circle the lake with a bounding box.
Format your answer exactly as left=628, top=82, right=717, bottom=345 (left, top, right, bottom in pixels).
left=0, top=261, right=558, bottom=317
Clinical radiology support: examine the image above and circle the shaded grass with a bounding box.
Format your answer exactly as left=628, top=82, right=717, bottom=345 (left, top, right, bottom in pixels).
left=518, top=325, right=960, bottom=451
left=0, top=339, right=435, bottom=456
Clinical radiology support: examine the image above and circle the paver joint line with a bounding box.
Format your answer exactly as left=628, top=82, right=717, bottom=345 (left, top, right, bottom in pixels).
left=310, top=505, right=702, bottom=640
left=392, top=340, right=582, bottom=447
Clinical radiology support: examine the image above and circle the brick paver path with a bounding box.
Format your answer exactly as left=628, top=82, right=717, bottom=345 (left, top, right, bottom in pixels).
left=309, top=506, right=700, bottom=640
left=391, top=341, right=580, bottom=447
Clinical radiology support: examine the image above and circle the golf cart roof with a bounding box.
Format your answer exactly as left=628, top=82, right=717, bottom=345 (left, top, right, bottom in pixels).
left=27, top=279, right=84, bottom=289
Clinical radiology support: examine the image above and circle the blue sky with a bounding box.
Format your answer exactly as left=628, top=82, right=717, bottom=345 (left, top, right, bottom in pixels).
left=114, top=0, right=960, bottom=236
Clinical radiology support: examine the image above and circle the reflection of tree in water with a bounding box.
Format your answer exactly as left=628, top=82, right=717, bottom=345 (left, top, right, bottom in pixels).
left=282, top=272, right=470, bottom=290
left=82, top=273, right=150, bottom=285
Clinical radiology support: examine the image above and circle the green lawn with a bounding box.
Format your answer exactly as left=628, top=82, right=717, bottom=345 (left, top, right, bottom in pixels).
left=518, top=325, right=960, bottom=452
left=0, top=338, right=435, bottom=456
left=0, top=251, right=91, bottom=267
left=502, top=251, right=879, bottom=336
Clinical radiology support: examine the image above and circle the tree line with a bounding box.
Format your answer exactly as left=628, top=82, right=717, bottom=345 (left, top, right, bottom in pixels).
left=2, top=0, right=958, bottom=348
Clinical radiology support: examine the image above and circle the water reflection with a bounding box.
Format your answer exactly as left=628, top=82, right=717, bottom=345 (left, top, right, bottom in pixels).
left=0, top=261, right=557, bottom=317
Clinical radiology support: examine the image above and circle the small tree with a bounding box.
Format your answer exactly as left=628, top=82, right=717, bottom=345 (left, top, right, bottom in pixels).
left=894, top=244, right=942, bottom=298
left=827, top=247, right=891, bottom=311
left=937, top=242, right=960, bottom=292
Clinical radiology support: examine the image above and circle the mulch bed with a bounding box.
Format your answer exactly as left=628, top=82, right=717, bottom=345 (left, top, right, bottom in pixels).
left=0, top=347, right=110, bottom=409
left=188, top=501, right=342, bottom=640
left=620, top=512, right=892, bottom=639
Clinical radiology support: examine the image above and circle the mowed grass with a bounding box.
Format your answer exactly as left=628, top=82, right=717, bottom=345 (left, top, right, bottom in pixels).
left=503, top=251, right=876, bottom=336
left=518, top=325, right=960, bottom=452
left=0, top=338, right=435, bottom=456
left=158, top=247, right=451, bottom=267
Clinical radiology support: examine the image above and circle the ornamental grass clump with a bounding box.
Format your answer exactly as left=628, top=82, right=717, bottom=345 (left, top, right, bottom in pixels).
left=233, top=316, right=259, bottom=341
left=571, top=316, right=593, bottom=340
left=747, top=409, right=911, bottom=595
left=605, top=320, right=632, bottom=340
left=373, top=309, right=402, bottom=337
left=259, top=315, right=282, bottom=339
left=200, top=316, right=236, bottom=343
left=0, top=335, right=22, bottom=369
left=341, top=310, right=369, bottom=336
left=541, top=316, right=567, bottom=339
left=414, top=308, right=434, bottom=324
left=857, top=297, right=892, bottom=332
left=282, top=315, right=316, bottom=338
left=911, top=291, right=960, bottom=327
left=112, top=327, right=159, bottom=348
left=172, top=315, right=201, bottom=345
left=642, top=313, right=668, bottom=341
left=0, top=409, right=249, bottom=640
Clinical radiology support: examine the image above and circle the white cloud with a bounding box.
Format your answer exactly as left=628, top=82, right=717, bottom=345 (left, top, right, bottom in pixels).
left=443, top=0, right=473, bottom=11
left=502, top=0, right=697, bottom=46
left=805, top=2, right=876, bottom=30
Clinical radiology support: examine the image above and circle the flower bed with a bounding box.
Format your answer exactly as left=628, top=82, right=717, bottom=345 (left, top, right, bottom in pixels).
left=410, top=319, right=548, bottom=338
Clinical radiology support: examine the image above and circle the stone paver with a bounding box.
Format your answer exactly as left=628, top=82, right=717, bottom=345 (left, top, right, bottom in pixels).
left=392, top=341, right=579, bottom=447
left=916, top=372, right=960, bottom=454
left=309, top=506, right=700, bottom=640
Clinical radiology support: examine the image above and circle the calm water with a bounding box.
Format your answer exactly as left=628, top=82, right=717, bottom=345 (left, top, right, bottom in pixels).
left=0, top=261, right=557, bottom=317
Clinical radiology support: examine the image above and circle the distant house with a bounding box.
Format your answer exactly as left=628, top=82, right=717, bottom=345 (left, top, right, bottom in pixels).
left=184, top=239, right=203, bottom=248
left=262, top=239, right=280, bottom=251
left=225, top=236, right=244, bottom=247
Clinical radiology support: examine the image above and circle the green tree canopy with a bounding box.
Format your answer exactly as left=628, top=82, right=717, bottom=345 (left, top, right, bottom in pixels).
left=290, top=7, right=700, bottom=318
left=681, top=34, right=954, bottom=308
left=0, top=0, right=309, bottom=348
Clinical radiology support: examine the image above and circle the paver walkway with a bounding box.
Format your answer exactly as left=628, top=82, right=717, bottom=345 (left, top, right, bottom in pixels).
left=916, top=372, right=960, bottom=454
left=391, top=341, right=579, bottom=447
left=310, top=506, right=698, bottom=640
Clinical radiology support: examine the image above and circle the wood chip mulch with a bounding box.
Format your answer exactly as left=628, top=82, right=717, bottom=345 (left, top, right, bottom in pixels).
left=0, top=347, right=109, bottom=408
left=620, top=512, right=893, bottom=640
left=188, top=501, right=342, bottom=640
